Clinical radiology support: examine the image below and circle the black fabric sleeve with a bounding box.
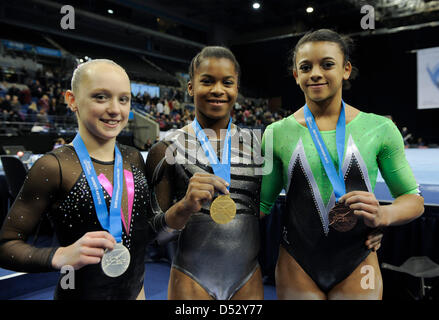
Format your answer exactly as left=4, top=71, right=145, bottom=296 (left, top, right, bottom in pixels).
left=145, top=140, right=180, bottom=243
left=0, top=154, right=61, bottom=272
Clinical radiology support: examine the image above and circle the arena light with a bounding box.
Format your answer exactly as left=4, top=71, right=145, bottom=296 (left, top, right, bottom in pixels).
left=252, top=2, right=261, bottom=10
left=306, top=7, right=314, bottom=13
left=107, top=9, right=114, bottom=14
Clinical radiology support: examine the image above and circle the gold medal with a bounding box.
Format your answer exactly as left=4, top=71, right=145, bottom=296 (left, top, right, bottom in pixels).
left=210, top=194, right=236, bottom=224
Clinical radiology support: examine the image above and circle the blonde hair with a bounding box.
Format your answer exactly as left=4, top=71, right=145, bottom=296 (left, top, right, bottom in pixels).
left=70, top=59, right=127, bottom=93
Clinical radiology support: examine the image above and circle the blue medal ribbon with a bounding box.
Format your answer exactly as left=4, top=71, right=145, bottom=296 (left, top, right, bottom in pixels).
left=72, top=134, right=124, bottom=242
left=191, top=117, right=232, bottom=190
left=304, top=101, right=346, bottom=201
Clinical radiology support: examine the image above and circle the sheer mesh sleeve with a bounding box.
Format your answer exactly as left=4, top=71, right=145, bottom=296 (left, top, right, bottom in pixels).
left=145, top=140, right=177, bottom=237
left=0, top=154, right=61, bottom=272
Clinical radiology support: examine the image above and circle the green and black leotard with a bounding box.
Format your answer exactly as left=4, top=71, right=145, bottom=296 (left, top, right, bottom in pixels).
left=260, top=111, right=420, bottom=293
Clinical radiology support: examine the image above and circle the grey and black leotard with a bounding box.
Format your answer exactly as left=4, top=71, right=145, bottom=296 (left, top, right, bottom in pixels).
left=146, top=125, right=262, bottom=300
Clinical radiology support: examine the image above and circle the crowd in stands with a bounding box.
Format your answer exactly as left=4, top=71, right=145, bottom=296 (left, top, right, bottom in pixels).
left=2, top=65, right=432, bottom=149
left=132, top=90, right=292, bottom=133
left=1, top=61, right=293, bottom=138
left=233, top=100, right=291, bottom=129
left=0, top=66, right=72, bottom=131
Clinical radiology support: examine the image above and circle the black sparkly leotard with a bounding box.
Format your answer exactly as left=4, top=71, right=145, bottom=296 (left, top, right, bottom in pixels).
left=0, top=144, right=153, bottom=300
left=146, top=125, right=262, bottom=300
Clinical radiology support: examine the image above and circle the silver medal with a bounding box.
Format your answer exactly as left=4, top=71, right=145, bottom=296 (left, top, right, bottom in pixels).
left=101, top=243, right=130, bottom=277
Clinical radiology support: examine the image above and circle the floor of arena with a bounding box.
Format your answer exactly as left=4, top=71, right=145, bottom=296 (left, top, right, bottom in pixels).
left=0, top=262, right=277, bottom=300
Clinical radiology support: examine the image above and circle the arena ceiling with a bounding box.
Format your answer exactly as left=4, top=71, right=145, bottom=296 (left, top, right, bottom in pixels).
left=4, top=1, right=439, bottom=42
left=134, top=0, right=439, bottom=43
left=1, top=0, right=439, bottom=63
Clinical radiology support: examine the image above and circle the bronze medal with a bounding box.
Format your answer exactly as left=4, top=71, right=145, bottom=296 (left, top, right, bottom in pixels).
left=328, top=202, right=357, bottom=232
left=210, top=194, right=236, bottom=224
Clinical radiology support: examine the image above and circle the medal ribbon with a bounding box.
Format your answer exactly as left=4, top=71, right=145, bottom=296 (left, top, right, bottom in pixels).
left=304, top=100, right=346, bottom=201
left=98, top=170, right=134, bottom=233
left=73, top=134, right=124, bottom=242
left=191, top=117, right=232, bottom=190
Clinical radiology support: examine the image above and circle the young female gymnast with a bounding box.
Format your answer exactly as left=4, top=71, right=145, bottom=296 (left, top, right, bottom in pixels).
left=0, top=59, right=152, bottom=299
left=260, top=29, right=424, bottom=300
left=146, top=46, right=264, bottom=300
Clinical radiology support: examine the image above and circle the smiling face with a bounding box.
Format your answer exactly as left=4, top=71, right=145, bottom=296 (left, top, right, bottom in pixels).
left=293, top=41, right=351, bottom=103
left=66, top=62, right=131, bottom=143
left=188, top=57, right=238, bottom=122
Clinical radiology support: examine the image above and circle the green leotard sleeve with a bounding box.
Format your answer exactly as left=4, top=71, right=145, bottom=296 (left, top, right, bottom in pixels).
left=260, top=125, right=284, bottom=215
left=378, top=119, right=420, bottom=198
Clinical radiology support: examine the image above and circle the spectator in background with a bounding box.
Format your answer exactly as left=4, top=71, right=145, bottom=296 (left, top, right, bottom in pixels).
left=142, top=92, right=150, bottom=105
left=401, top=127, right=413, bottom=147
left=38, top=94, right=49, bottom=112
left=0, top=94, right=12, bottom=114
left=30, top=80, right=43, bottom=98
left=45, top=68, right=54, bottom=80
left=172, top=98, right=181, bottom=113
left=54, top=97, right=69, bottom=117
left=20, top=88, right=32, bottom=105
left=36, top=108, right=49, bottom=123
left=158, top=114, right=170, bottom=131
left=143, top=100, right=151, bottom=113
left=163, top=100, right=170, bottom=116
left=48, top=97, right=58, bottom=117
left=7, top=85, right=20, bottom=98
left=168, top=98, right=173, bottom=111
left=244, top=107, right=250, bottom=120
left=52, top=137, right=66, bottom=150
left=10, top=95, right=22, bottom=115
left=156, top=99, right=164, bottom=114
left=26, top=102, right=38, bottom=122
left=417, top=137, right=427, bottom=149
left=0, top=81, right=7, bottom=92
left=0, top=97, right=7, bottom=120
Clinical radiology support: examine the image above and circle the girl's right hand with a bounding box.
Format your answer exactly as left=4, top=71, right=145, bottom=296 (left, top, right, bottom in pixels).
left=180, top=172, right=229, bottom=216
left=51, top=231, right=116, bottom=270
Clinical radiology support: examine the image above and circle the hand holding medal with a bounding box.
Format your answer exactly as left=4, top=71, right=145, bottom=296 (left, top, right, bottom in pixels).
left=51, top=231, right=116, bottom=270
left=192, top=117, right=236, bottom=224
left=180, top=172, right=231, bottom=217
left=339, top=191, right=386, bottom=229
